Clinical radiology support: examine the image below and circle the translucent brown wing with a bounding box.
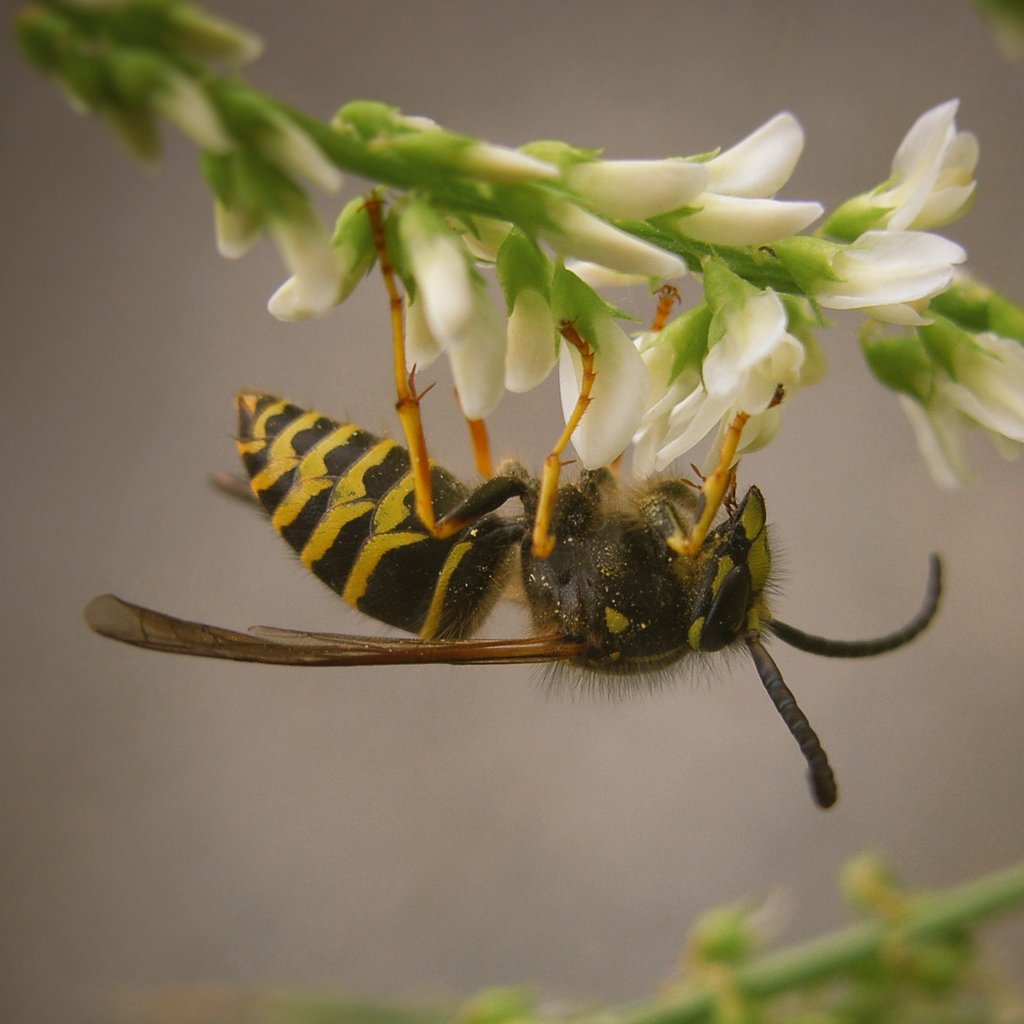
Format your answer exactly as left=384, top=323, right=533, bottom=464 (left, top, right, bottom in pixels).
left=84, top=594, right=584, bottom=667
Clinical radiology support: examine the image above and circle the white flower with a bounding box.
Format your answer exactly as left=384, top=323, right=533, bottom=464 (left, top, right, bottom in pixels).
left=268, top=198, right=376, bottom=320
left=258, top=110, right=343, bottom=194
left=704, top=112, right=807, bottom=197
left=399, top=205, right=507, bottom=418
left=505, top=288, right=559, bottom=392
left=637, top=289, right=805, bottom=472
left=214, top=198, right=261, bottom=259
left=538, top=201, right=686, bottom=279
left=878, top=100, right=978, bottom=232
left=460, top=142, right=559, bottom=184
left=564, top=158, right=709, bottom=220
left=899, top=394, right=973, bottom=487
left=813, top=230, right=966, bottom=324
left=559, top=317, right=651, bottom=468
left=899, top=329, right=1024, bottom=488
left=154, top=69, right=232, bottom=153
left=563, top=260, right=654, bottom=290
left=265, top=208, right=341, bottom=321
left=668, top=113, right=823, bottom=245
left=675, top=194, right=824, bottom=246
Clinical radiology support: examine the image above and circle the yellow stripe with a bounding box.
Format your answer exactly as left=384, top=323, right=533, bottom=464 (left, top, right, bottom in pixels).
left=372, top=473, right=416, bottom=534
left=418, top=541, right=472, bottom=638
left=343, top=532, right=423, bottom=606
left=271, top=477, right=334, bottom=530
left=252, top=400, right=289, bottom=441
left=329, top=439, right=397, bottom=507
left=300, top=499, right=374, bottom=568
left=251, top=421, right=358, bottom=494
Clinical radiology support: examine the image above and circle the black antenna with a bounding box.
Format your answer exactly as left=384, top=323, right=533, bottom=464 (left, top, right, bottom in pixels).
left=768, top=554, right=942, bottom=658
left=746, top=634, right=837, bottom=809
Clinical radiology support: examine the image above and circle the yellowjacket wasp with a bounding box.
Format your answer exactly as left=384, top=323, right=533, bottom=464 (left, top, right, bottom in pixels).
left=86, top=391, right=941, bottom=809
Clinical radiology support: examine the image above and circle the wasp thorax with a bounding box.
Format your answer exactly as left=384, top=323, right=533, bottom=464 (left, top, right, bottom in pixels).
left=520, top=472, right=773, bottom=673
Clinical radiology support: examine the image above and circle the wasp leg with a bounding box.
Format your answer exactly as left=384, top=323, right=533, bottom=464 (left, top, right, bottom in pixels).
left=636, top=479, right=699, bottom=553
left=651, top=283, right=681, bottom=332
left=365, top=194, right=440, bottom=535
left=531, top=324, right=597, bottom=558
left=454, top=389, right=495, bottom=481
left=672, top=411, right=750, bottom=557
left=434, top=466, right=536, bottom=539
left=210, top=472, right=260, bottom=507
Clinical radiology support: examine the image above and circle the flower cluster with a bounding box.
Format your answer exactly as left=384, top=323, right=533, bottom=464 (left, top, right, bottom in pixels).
left=18, top=0, right=1023, bottom=488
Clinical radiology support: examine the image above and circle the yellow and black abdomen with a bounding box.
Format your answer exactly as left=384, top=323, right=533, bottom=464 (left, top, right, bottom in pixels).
left=236, top=392, right=521, bottom=639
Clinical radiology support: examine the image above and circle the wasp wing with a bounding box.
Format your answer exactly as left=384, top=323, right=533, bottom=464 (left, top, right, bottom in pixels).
left=84, top=594, right=584, bottom=667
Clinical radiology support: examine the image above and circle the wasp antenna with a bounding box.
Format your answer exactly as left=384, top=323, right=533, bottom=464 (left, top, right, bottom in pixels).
left=769, top=554, right=942, bottom=658
left=746, top=634, right=837, bottom=809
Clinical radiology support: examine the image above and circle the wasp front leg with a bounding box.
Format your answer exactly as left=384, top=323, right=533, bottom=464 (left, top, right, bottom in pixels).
left=531, top=323, right=597, bottom=558
left=671, top=411, right=750, bottom=557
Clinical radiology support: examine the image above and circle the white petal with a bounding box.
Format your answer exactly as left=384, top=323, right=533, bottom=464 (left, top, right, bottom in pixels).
left=266, top=213, right=340, bottom=321
left=463, top=142, right=558, bottom=183
left=704, top=112, right=805, bottom=197
left=410, top=235, right=475, bottom=346
left=675, top=194, right=823, bottom=246
left=891, top=100, right=959, bottom=184
left=459, top=217, right=513, bottom=262
left=214, top=199, right=260, bottom=259
left=817, top=231, right=966, bottom=308
left=260, top=111, right=344, bottom=193
left=857, top=302, right=933, bottom=326
left=541, top=204, right=686, bottom=278
left=446, top=295, right=508, bottom=420
left=404, top=296, right=443, bottom=370
left=899, top=394, right=971, bottom=488
left=655, top=389, right=731, bottom=469
left=562, top=260, right=656, bottom=290
left=505, top=289, right=559, bottom=392
left=155, top=70, right=232, bottom=153
left=565, top=159, right=709, bottom=219
left=558, top=319, right=650, bottom=468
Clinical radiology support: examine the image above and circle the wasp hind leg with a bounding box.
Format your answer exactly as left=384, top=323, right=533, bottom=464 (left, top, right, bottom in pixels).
left=434, top=465, right=536, bottom=538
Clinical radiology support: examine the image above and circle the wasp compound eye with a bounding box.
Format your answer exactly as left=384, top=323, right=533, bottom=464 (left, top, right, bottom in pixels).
left=700, top=564, right=752, bottom=652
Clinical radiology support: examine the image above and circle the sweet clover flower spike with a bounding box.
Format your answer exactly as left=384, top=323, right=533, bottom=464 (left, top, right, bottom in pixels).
left=662, top=113, right=824, bottom=246
left=776, top=231, right=967, bottom=325
left=398, top=200, right=507, bottom=419
left=634, top=262, right=809, bottom=473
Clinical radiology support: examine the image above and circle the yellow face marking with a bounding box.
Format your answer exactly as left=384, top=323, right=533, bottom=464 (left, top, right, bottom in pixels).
left=687, top=617, right=704, bottom=650
left=330, top=439, right=398, bottom=507
left=711, top=553, right=735, bottom=594
left=419, top=541, right=473, bottom=638
left=373, top=473, right=417, bottom=535
left=300, top=499, right=374, bottom=568
left=604, top=607, right=630, bottom=635
left=343, top=532, right=424, bottom=607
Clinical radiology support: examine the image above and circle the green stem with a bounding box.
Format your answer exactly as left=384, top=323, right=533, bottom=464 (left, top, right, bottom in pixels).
left=612, top=861, right=1024, bottom=1024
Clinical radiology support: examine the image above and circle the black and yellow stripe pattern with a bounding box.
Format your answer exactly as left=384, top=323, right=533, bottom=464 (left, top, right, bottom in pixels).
left=237, top=392, right=522, bottom=639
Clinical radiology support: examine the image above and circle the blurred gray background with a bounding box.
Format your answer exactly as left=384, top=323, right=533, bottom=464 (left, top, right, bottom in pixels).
left=4, top=1, right=1023, bottom=1020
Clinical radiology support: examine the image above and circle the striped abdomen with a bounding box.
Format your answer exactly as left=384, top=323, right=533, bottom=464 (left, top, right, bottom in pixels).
left=237, top=392, right=522, bottom=639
